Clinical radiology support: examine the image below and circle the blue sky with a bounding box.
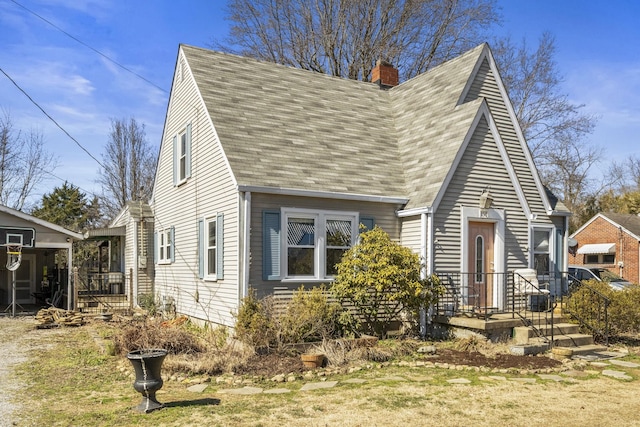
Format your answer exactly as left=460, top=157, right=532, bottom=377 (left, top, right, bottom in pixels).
left=0, top=0, right=639, bottom=209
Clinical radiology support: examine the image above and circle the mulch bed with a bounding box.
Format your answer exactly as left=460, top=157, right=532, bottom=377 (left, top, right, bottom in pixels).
left=427, top=348, right=562, bottom=370
left=233, top=348, right=562, bottom=377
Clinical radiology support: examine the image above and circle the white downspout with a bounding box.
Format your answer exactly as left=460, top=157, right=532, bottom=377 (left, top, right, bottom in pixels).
left=242, top=192, right=251, bottom=300
left=419, top=212, right=429, bottom=338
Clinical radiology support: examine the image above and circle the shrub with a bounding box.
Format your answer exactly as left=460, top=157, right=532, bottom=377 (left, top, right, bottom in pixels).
left=331, top=226, right=443, bottom=338
left=113, top=318, right=204, bottom=355
left=279, top=286, right=343, bottom=343
left=233, top=291, right=277, bottom=352
left=234, top=287, right=352, bottom=352
left=566, top=281, right=640, bottom=336
left=138, top=293, right=159, bottom=316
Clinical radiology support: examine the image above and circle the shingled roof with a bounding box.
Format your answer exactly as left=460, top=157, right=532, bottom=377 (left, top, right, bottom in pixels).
left=181, top=43, right=490, bottom=207
left=601, top=212, right=640, bottom=239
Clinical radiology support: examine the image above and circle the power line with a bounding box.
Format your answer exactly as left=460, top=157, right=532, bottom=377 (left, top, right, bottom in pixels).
left=0, top=65, right=106, bottom=170
left=8, top=0, right=168, bottom=94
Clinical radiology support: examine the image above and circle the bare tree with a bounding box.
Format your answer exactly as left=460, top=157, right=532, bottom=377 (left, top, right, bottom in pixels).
left=218, top=0, right=498, bottom=81
left=491, top=33, right=599, bottom=224
left=0, top=110, right=57, bottom=211
left=492, top=33, right=597, bottom=158
left=97, top=117, right=156, bottom=220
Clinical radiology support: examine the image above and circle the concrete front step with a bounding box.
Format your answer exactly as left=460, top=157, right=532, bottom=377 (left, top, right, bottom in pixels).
left=552, top=344, right=608, bottom=358
left=510, top=336, right=604, bottom=357
left=551, top=333, right=595, bottom=347
left=513, top=323, right=580, bottom=344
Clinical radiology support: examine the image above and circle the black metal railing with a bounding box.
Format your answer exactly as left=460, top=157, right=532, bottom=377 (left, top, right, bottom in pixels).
left=434, top=272, right=510, bottom=320
left=562, top=276, right=611, bottom=345
left=511, top=271, right=554, bottom=344
left=434, top=269, right=611, bottom=346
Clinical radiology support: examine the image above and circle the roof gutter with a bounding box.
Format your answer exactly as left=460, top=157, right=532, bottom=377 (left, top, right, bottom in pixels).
left=237, top=185, right=408, bottom=205
left=547, top=210, right=572, bottom=217
left=396, top=206, right=432, bottom=217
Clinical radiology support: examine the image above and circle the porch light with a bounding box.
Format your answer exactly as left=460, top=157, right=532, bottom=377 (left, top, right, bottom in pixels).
left=478, top=188, right=493, bottom=210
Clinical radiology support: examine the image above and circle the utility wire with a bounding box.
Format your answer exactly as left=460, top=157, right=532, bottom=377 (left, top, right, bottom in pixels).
left=0, top=65, right=107, bottom=170
left=8, top=0, right=168, bottom=94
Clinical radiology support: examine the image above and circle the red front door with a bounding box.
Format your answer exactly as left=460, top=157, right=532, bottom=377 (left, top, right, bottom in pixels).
left=468, top=222, right=494, bottom=309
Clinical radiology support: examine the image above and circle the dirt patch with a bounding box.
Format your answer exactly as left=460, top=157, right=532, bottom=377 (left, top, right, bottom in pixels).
left=233, top=353, right=306, bottom=376
left=426, top=348, right=562, bottom=370
left=229, top=347, right=561, bottom=378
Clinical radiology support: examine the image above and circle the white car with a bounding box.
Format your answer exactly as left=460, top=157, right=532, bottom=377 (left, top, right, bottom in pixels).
left=568, top=265, right=632, bottom=291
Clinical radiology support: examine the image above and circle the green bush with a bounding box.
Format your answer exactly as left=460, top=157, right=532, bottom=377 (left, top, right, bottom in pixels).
left=234, top=287, right=351, bottom=352
left=279, top=286, right=343, bottom=343
left=138, top=293, right=159, bottom=316
left=566, top=280, right=640, bottom=335
left=330, top=226, right=443, bottom=338
left=233, top=290, right=277, bottom=352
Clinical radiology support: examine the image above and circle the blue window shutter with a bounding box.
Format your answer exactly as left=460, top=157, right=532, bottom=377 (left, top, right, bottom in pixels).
left=262, top=210, right=281, bottom=280
left=185, top=123, right=192, bottom=179
left=360, top=217, right=375, bottom=232
left=172, top=135, right=178, bottom=186
left=217, top=213, right=224, bottom=280
left=153, top=231, right=158, bottom=264
left=170, top=226, right=175, bottom=263
left=197, top=219, right=204, bottom=279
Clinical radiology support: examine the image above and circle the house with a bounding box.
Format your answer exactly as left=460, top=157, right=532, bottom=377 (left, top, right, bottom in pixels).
left=570, top=212, right=640, bottom=284
left=82, top=201, right=154, bottom=311
left=0, top=205, right=82, bottom=313
left=151, top=43, right=571, bottom=327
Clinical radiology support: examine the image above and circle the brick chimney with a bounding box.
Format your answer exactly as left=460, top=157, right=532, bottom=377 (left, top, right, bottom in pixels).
left=372, top=60, right=399, bottom=89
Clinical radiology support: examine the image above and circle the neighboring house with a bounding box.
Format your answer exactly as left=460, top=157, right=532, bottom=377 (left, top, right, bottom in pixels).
left=82, top=201, right=154, bottom=311
left=0, top=205, right=82, bottom=311
left=570, top=212, right=640, bottom=284
left=151, top=43, right=570, bottom=327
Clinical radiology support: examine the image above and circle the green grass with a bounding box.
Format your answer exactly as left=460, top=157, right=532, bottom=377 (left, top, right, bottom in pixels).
left=13, top=321, right=640, bottom=426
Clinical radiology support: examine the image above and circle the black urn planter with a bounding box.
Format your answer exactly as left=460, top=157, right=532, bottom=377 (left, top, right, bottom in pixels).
left=126, top=349, right=168, bottom=413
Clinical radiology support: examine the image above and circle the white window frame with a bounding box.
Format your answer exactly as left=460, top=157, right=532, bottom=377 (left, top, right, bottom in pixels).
left=281, top=208, right=358, bottom=281
left=158, top=228, right=172, bottom=264
left=204, top=216, right=217, bottom=280
left=531, top=225, right=555, bottom=275
left=178, top=129, right=188, bottom=182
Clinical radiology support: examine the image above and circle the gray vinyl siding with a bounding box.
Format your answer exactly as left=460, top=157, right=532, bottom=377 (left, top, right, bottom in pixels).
left=137, top=221, right=154, bottom=295
left=463, top=58, right=551, bottom=224
left=110, top=206, right=154, bottom=297
left=433, top=116, right=529, bottom=273
left=400, top=216, right=422, bottom=254
left=248, top=193, right=402, bottom=298
left=152, top=50, right=239, bottom=327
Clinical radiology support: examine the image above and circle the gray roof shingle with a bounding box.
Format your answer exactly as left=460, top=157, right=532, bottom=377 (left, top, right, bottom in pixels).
left=181, top=44, right=489, bottom=205
left=601, top=212, right=640, bottom=238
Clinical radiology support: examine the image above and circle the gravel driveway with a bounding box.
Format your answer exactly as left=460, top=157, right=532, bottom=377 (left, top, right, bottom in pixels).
left=0, top=316, right=37, bottom=426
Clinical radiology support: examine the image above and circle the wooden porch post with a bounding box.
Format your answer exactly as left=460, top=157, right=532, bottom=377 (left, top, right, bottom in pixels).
left=129, top=267, right=134, bottom=309
left=73, top=267, right=79, bottom=311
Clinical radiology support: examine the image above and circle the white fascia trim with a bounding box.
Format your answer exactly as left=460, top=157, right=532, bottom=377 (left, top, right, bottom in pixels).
left=482, top=102, right=532, bottom=219
left=458, top=45, right=555, bottom=214
left=396, top=206, right=432, bottom=217
left=237, top=185, right=408, bottom=205
left=34, top=242, right=73, bottom=250
left=0, top=205, right=83, bottom=240
left=431, top=101, right=531, bottom=219
left=151, top=47, right=183, bottom=204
